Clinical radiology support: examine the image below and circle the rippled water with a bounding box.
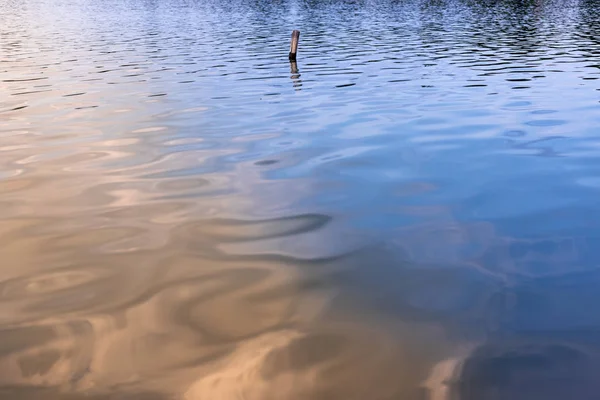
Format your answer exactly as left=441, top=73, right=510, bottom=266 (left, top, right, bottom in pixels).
left=3, top=0, right=600, bottom=398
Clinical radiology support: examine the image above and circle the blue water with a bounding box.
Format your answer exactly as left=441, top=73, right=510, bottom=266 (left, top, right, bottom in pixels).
left=3, top=0, right=600, bottom=398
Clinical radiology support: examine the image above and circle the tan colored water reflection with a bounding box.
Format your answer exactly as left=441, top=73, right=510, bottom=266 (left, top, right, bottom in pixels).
left=0, top=91, right=455, bottom=399
left=0, top=99, right=465, bottom=400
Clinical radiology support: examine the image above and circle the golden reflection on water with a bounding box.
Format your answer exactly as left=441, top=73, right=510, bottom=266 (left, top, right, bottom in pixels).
left=0, top=87, right=454, bottom=399
left=0, top=86, right=467, bottom=400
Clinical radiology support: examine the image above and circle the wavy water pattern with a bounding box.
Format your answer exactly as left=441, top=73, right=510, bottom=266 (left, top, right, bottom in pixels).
left=3, top=0, right=600, bottom=399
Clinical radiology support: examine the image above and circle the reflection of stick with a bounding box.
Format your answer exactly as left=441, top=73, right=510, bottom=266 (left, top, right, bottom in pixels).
left=289, top=30, right=300, bottom=61
left=289, top=60, right=301, bottom=90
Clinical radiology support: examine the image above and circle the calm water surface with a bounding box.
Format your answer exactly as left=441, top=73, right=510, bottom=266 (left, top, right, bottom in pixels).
left=3, top=0, right=600, bottom=398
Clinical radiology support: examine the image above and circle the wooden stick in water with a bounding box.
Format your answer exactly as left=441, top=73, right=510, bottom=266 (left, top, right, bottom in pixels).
left=289, top=30, right=300, bottom=61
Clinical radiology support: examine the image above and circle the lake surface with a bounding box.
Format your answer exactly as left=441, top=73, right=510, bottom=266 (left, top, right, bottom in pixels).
left=3, top=0, right=600, bottom=398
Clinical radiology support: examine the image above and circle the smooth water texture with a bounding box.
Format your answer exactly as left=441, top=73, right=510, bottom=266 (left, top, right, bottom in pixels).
left=3, top=0, right=600, bottom=398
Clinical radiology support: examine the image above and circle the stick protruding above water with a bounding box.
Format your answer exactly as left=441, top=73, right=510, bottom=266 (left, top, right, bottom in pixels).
left=289, top=30, right=300, bottom=61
